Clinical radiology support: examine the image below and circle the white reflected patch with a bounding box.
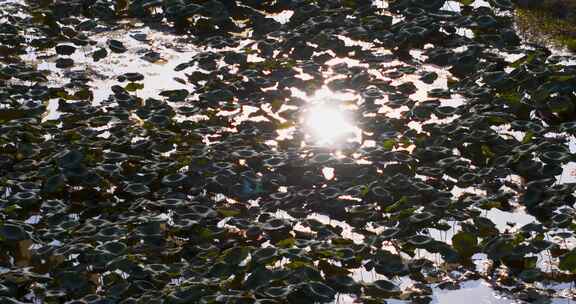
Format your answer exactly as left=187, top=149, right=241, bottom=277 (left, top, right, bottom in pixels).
left=305, top=104, right=354, bottom=144
left=299, top=87, right=360, bottom=147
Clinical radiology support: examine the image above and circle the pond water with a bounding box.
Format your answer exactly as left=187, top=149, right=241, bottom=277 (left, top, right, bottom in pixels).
left=2, top=0, right=576, bottom=303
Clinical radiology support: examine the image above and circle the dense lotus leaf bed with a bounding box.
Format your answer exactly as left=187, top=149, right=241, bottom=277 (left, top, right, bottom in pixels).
left=2, top=0, right=576, bottom=303
left=514, top=4, right=576, bottom=52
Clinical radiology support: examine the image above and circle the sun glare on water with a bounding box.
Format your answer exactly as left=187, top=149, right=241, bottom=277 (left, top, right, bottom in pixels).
left=306, top=105, right=353, bottom=143
left=294, top=87, right=360, bottom=146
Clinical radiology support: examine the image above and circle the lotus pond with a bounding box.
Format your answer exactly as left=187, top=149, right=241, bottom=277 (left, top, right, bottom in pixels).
left=2, top=0, right=576, bottom=303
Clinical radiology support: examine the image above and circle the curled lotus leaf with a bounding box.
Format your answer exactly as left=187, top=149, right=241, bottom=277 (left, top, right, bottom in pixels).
left=123, top=183, right=150, bottom=196
left=403, top=6, right=425, bottom=17
left=107, top=39, right=127, bottom=53
left=92, top=47, right=108, bottom=61
left=434, top=106, right=458, bottom=117
left=409, top=211, right=435, bottom=224
left=0, top=223, right=29, bottom=241
left=540, top=151, right=572, bottom=164
left=159, top=89, right=189, bottom=102
left=252, top=247, right=278, bottom=265
left=510, top=120, right=546, bottom=133
left=167, top=285, right=211, bottom=303
left=475, top=15, right=498, bottom=28
left=232, top=149, right=259, bottom=159
left=452, top=231, right=478, bottom=258
left=551, top=213, right=572, bottom=227
left=528, top=239, right=557, bottom=253
left=391, top=0, right=446, bottom=11
left=299, top=281, right=337, bottom=303
left=44, top=289, right=67, bottom=299
left=326, top=275, right=360, bottom=293
left=55, top=58, right=74, bottom=68
left=87, top=115, right=114, bottom=127
left=489, top=0, right=513, bottom=9
left=262, top=218, right=291, bottom=232
left=430, top=198, right=451, bottom=209
left=134, top=280, right=156, bottom=292
left=187, top=205, right=218, bottom=219
left=57, top=271, right=93, bottom=293
left=103, top=151, right=129, bottom=162
left=309, top=153, right=334, bottom=165
left=420, top=71, right=438, bottom=84
left=96, top=241, right=127, bottom=256
left=428, top=88, right=451, bottom=98
left=270, top=191, right=291, bottom=200
left=10, top=191, right=39, bottom=207
left=380, top=228, right=401, bottom=240
left=161, top=173, right=189, bottom=187
left=154, top=198, right=188, bottom=208
left=369, top=186, right=393, bottom=202
left=385, top=70, right=404, bottom=79
left=457, top=173, right=477, bottom=187
left=97, top=226, right=126, bottom=240
left=263, top=157, right=286, bottom=168
left=519, top=269, right=543, bottom=283
left=559, top=249, right=576, bottom=273
left=420, top=146, right=451, bottom=160
left=559, top=121, right=576, bottom=134
left=407, top=234, right=434, bottom=247
left=146, top=263, right=170, bottom=274
left=362, top=87, right=384, bottom=100
left=58, top=150, right=84, bottom=168
left=55, top=44, right=76, bottom=56
left=263, top=286, right=293, bottom=298
left=119, top=72, right=145, bottom=82
left=374, top=252, right=409, bottom=276
left=367, top=279, right=402, bottom=297
left=243, top=265, right=276, bottom=288
left=319, top=187, right=341, bottom=200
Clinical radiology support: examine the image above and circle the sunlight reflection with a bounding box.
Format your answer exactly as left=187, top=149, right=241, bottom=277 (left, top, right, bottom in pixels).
left=300, top=88, right=361, bottom=147
left=305, top=105, right=353, bottom=143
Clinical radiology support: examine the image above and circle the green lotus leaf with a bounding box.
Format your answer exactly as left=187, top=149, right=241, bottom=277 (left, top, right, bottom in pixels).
left=92, top=47, right=108, bottom=61
left=475, top=15, right=498, bottom=28
left=263, top=286, right=292, bottom=298
left=107, top=39, right=127, bottom=53
left=559, top=248, right=576, bottom=273
left=374, top=251, right=409, bottom=276
left=420, top=71, right=438, bottom=84
left=161, top=173, right=189, bottom=187
left=55, top=44, right=76, bottom=56
left=367, top=279, right=401, bottom=297
left=251, top=247, right=277, bottom=265
left=97, top=241, right=127, bottom=256
left=407, top=234, right=433, bottom=247
left=243, top=267, right=281, bottom=290
left=451, top=231, right=478, bottom=258
left=326, top=275, right=360, bottom=293
left=540, top=150, right=571, bottom=164
left=55, top=58, right=74, bottom=69
left=57, top=271, right=92, bottom=293
left=0, top=223, right=29, bottom=241
left=409, top=211, right=434, bottom=224
left=159, top=89, right=189, bottom=102
left=300, top=281, right=336, bottom=303
left=220, top=246, right=251, bottom=265
left=489, top=0, right=513, bottom=9
left=519, top=269, right=543, bottom=283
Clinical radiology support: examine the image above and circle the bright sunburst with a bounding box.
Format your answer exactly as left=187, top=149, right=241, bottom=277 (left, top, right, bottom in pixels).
left=305, top=105, right=352, bottom=142
left=296, top=87, right=360, bottom=146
